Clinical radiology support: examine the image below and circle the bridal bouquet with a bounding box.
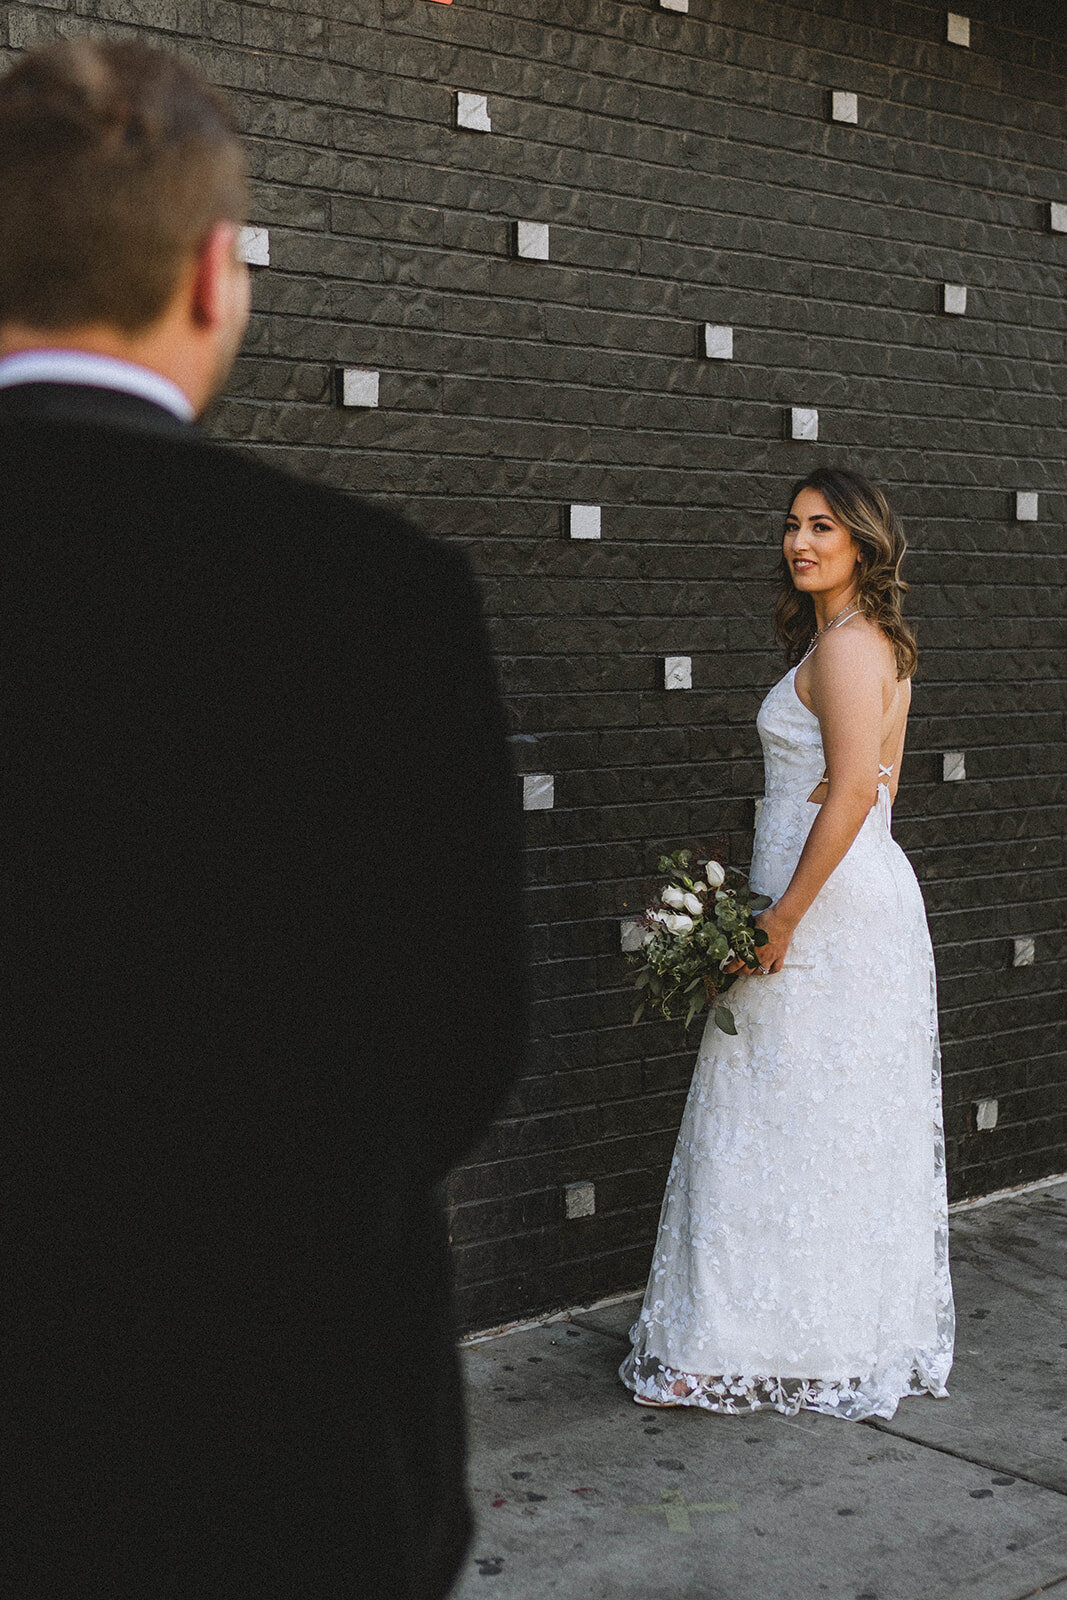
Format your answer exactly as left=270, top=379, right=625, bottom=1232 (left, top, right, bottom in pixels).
left=627, top=850, right=772, bottom=1035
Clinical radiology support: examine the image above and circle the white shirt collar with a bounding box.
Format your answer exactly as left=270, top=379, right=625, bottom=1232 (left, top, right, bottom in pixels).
left=0, top=349, right=195, bottom=423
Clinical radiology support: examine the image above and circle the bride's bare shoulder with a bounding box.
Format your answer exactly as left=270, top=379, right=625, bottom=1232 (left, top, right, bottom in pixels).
left=808, top=618, right=901, bottom=719
left=813, top=615, right=894, bottom=676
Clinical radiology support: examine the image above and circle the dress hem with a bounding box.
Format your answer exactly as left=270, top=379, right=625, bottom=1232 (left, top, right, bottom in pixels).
left=619, top=1340, right=951, bottom=1422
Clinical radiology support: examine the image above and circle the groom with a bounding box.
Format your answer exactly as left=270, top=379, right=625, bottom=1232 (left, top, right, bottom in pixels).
left=0, top=38, right=526, bottom=1600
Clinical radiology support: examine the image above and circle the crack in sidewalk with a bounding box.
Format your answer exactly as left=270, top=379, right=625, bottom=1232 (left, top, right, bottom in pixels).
left=860, top=1418, right=1067, bottom=1499
left=1005, top=1571, right=1067, bottom=1600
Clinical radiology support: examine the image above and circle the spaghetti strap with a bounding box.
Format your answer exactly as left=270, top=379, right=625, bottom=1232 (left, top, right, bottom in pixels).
left=797, top=606, right=862, bottom=668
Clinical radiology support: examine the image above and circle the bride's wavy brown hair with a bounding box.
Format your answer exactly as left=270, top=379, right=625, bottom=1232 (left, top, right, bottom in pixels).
left=774, top=467, right=918, bottom=680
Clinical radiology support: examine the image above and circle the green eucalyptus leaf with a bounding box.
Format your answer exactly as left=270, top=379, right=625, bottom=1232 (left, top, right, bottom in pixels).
left=714, top=1004, right=737, bottom=1036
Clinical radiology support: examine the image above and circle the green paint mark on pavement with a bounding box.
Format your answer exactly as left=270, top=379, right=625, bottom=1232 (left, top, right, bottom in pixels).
left=629, top=1489, right=739, bottom=1534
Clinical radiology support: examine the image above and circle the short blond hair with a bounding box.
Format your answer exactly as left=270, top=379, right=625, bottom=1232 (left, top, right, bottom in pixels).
left=0, top=38, right=247, bottom=334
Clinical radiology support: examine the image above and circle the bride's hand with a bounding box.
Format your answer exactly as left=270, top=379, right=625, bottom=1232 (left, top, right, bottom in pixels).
left=724, top=908, right=795, bottom=976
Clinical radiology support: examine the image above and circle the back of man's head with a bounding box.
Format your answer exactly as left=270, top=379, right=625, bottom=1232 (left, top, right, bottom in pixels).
left=0, top=38, right=247, bottom=336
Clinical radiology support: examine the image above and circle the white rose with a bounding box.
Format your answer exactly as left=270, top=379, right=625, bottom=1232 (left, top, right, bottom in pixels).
left=704, top=860, right=726, bottom=889
left=648, top=908, right=669, bottom=925
left=682, top=892, right=704, bottom=915
left=664, top=912, right=694, bottom=935
left=642, top=928, right=657, bottom=947
left=661, top=885, right=688, bottom=910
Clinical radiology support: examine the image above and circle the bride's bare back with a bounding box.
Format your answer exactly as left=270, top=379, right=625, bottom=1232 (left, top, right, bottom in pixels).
left=794, top=614, right=911, bottom=805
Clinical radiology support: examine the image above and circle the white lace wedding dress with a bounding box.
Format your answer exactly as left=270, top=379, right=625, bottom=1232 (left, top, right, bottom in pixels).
left=619, top=658, right=955, bottom=1420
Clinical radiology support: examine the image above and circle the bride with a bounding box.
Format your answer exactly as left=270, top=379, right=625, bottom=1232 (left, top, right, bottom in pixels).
left=619, top=467, right=955, bottom=1420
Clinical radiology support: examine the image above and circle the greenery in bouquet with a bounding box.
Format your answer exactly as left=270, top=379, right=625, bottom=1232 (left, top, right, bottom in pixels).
left=627, top=849, right=772, bottom=1036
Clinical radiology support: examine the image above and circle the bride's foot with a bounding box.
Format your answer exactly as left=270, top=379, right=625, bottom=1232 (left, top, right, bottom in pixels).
left=633, top=1377, right=700, bottom=1406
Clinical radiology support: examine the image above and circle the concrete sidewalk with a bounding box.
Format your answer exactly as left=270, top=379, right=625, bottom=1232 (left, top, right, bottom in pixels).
left=450, top=1179, right=1067, bottom=1600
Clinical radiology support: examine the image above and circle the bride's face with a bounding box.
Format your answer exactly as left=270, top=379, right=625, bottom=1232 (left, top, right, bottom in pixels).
left=783, top=489, right=861, bottom=596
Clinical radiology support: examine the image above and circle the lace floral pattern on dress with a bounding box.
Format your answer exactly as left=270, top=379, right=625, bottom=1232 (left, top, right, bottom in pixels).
left=618, top=665, right=955, bottom=1422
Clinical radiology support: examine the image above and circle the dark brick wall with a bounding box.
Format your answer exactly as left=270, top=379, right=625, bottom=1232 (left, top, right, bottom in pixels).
left=5, top=0, right=1064, bottom=1334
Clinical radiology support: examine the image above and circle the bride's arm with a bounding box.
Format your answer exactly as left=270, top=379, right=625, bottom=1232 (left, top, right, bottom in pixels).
left=753, top=626, right=885, bottom=973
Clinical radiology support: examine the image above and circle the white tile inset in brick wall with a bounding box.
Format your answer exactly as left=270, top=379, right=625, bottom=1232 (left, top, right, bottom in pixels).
left=790, top=407, right=819, bottom=441
left=1015, top=491, right=1039, bottom=522
left=703, top=324, right=734, bottom=360
left=522, top=774, right=555, bottom=811
left=830, top=91, right=858, bottom=124
left=456, top=92, right=491, bottom=131
left=942, top=283, right=968, bottom=315
left=564, top=1181, right=596, bottom=1219
left=663, top=656, right=693, bottom=690
left=946, top=12, right=971, bottom=46
left=975, top=1099, right=998, bottom=1131
left=566, top=504, right=602, bottom=540
left=340, top=369, right=380, bottom=408
left=237, top=226, right=270, bottom=267
left=515, top=221, right=550, bottom=260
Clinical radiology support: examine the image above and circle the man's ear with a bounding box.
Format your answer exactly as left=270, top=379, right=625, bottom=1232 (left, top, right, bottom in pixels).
left=190, top=221, right=243, bottom=329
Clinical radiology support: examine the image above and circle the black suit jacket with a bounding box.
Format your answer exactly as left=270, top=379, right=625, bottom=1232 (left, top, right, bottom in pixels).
left=0, top=384, right=527, bottom=1599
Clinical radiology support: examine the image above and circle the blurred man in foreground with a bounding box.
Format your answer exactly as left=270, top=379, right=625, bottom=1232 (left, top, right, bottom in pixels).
left=0, top=38, right=526, bottom=1599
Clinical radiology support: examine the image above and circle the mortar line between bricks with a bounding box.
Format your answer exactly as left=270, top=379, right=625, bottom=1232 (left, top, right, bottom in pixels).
left=257, top=295, right=1067, bottom=342
left=233, top=443, right=1067, bottom=488
left=237, top=438, right=1067, bottom=472
left=383, top=0, right=1064, bottom=64
left=384, top=2, right=1065, bottom=91
left=262, top=214, right=1066, bottom=291
left=860, top=1418, right=1067, bottom=1499
left=246, top=86, right=1066, bottom=166
left=241, top=354, right=1066, bottom=402
left=269, top=93, right=1067, bottom=170
left=278, top=188, right=1067, bottom=275
left=233, top=352, right=1065, bottom=408
left=354, top=26, right=1067, bottom=125
left=518, top=832, right=1067, bottom=857
left=233, top=51, right=1067, bottom=151
left=238, top=331, right=1066, bottom=393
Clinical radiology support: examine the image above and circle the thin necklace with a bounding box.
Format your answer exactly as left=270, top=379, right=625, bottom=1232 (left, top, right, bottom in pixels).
left=810, top=598, right=861, bottom=644
left=798, top=599, right=861, bottom=665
